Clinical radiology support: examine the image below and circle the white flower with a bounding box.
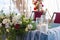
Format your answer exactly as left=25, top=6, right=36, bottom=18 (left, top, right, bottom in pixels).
left=5, top=23, right=10, bottom=28
left=12, top=15, right=21, bottom=25
left=12, top=19, right=18, bottom=25
left=32, top=21, right=35, bottom=23
left=2, top=19, right=10, bottom=24
left=2, top=19, right=7, bottom=24
left=12, top=16, right=18, bottom=24
left=27, top=24, right=33, bottom=30
left=7, top=19, right=10, bottom=23
left=18, top=21, right=22, bottom=24
left=6, top=29, right=9, bottom=32
left=12, top=18, right=16, bottom=24
left=0, top=23, right=2, bottom=28
left=25, top=28, right=28, bottom=31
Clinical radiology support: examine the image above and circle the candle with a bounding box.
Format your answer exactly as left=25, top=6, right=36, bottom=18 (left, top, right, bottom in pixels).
left=40, top=23, right=48, bottom=34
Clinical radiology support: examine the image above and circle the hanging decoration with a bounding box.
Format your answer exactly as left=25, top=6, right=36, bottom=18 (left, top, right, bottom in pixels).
left=32, top=0, right=44, bottom=11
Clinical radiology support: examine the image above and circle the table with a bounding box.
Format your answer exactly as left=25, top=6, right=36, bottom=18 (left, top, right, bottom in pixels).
left=26, top=30, right=48, bottom=40
left=1, top=30, right=48, bottom=40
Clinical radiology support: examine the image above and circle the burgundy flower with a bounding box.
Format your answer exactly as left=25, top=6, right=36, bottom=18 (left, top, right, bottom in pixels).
left=34, top=7, right=37, bottom=10
left=42, top=4, right=44, bottom=7
left=14, top=24, right=20, bottom=30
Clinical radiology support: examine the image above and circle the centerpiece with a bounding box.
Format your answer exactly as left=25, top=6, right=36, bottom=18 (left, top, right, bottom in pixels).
left=0, top=10, right=36, bottom=40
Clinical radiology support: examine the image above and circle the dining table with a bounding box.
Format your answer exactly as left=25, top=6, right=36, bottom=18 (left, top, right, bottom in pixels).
left=26, top=30, right=48, bottom=40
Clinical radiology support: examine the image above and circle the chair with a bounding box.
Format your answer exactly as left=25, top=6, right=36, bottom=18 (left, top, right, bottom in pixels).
left=51, top=12, right=60, bottom=23
left=33, top=11, right=43, bottom=21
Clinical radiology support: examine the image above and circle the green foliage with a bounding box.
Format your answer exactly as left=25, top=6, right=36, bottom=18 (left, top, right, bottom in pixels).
left=0, top=11, right=36, bottom=40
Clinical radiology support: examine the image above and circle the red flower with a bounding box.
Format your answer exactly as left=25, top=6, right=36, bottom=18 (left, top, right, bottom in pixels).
left=14, top=24, right=20, bottom=30
left=33, top=1, right=37, bottom=5
left=34, top=7, right=37, bottom=10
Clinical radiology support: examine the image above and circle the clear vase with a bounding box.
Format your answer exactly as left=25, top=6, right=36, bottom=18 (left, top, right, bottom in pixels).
left=36, top=15, right=48, bottom=34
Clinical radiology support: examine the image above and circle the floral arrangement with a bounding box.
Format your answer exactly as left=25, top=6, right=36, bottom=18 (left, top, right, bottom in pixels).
left=32, top=0, right=44, bottom=11
left=0, top=10, right=36, bottom=40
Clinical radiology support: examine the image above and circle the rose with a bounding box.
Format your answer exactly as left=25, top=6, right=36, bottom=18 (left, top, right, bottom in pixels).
left=5, top=23, right=10, bottom=28
left=2, top=19, right=10, bottom=24
left=14, top=24, right=20, bottom=30
left=12, top=16, right=20, bottom=24
left=25, top=24, right=33, bottom=31
left=2, top=19, right=7, bottom=24
left=27, top=24, right=33, bottom=30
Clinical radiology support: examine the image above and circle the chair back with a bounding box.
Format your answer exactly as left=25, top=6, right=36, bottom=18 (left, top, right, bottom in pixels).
left=51, top=12, right=60, bottom=23
left=33, top=11, right=43, bottom=21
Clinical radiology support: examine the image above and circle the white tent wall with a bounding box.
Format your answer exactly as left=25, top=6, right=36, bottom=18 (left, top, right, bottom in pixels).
left=43, top=0, right=60, bottom=19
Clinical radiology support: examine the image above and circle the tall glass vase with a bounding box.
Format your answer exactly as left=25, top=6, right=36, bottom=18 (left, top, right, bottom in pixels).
left=36, top=15, right=48, bottom=34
